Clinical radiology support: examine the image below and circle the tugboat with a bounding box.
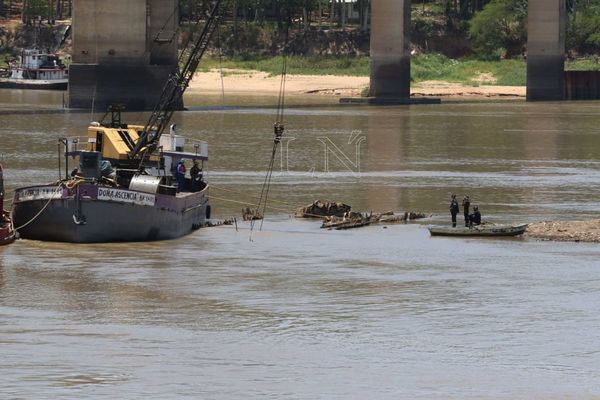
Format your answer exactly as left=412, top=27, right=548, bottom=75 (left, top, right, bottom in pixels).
left=0, top=48, right=69, bottom=90
left=11, top=2, right=221, bottom=243
left=0, top=164, right=16, bottom=245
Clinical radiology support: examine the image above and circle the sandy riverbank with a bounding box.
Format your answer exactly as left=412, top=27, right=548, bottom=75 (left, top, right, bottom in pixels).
left=189, top=69, right=526, bottom=99
left=526, top=220, right=600, bottom=243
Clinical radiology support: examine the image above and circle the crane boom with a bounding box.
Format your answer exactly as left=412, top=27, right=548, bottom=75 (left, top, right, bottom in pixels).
left=132, top=0, right=222, bottom=166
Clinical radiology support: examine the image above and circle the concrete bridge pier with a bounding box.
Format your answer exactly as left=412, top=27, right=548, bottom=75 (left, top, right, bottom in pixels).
left=365, top=0, right=567, bottom=103
left=368, top=0, right=411, bottom=103
left=527, top=0, right=566, bottom=101
left=345, top=0, right=439, bottom=105
left=68, top=0, right=180, bottom=111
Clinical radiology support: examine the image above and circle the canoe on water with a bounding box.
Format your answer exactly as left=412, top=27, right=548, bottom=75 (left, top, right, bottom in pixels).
left=428, top=224, right=528, bottom=237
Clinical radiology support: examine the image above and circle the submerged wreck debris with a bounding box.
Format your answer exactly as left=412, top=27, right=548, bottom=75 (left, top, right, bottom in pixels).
left=242, top=207, right=263, bottom=221
left=320, top=210, right=431, bottom=230
left=321, top=212, right=381, bottom=230
left=295, top=200, right=352, bottom=218
left=295, top=200, right=431, bottom=230
left=380, top=211, right=431, bottom=224
left=526, top=219, right=600, bottom=243
left=408, top=212, right=431, bottom=220
left=205, top=217, right=237, bottom=227
left=206, top=220, right=224, bottom=227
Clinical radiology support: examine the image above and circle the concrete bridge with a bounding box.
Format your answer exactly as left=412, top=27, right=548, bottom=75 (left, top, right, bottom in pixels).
left=371, top=0, right=566, bottom=102
left=68, top=0, right=179, bottom=110
left=70, top=0, right=567, bottom=110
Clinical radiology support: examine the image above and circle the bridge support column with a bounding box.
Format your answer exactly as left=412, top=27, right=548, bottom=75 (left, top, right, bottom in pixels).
left=369, top=0, right=411, bottom=101
left=527, top=0, right=566, bottom=101
left=68, top=0, right=179, bottom=111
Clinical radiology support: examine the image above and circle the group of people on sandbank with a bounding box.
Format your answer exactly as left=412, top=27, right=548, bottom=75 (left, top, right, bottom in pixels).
left=450, top=194, right=481, bottom=228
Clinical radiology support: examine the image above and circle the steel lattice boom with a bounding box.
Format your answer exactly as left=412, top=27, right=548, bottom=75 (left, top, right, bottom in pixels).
left=132, top=0, right=221, bottom=167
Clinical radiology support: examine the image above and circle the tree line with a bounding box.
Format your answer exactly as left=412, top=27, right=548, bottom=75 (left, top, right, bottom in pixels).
left=0, top=0, right=72, bottom=24
left=4, top=0, right=600, bottom=58
left=180, top=0, right=371, bottom=32
left=182, top=0, right=600, bottom=58
left=469, top=0, right=600, bottom=58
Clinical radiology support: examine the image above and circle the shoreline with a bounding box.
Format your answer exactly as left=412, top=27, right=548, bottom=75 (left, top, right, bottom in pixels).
left=526, top=220, right=600, bottom=243
left=189, top=69, right=526, bottom=100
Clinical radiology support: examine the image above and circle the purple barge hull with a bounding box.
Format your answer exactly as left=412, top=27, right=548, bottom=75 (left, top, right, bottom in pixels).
left=12, top=184, right=209, bottom=243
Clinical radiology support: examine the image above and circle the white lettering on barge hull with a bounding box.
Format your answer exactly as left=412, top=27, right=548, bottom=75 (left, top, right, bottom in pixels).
left=16, top=186, right=63, bottom=201
left=97, top=188, right=156, bottom=207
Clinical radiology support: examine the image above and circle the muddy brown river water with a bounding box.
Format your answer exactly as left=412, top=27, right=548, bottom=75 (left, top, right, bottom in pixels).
left=1, top=90, right=600, bottom=399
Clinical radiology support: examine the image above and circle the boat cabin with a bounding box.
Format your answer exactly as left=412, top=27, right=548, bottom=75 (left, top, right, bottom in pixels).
left=10, top=49, right=69, bottom=81
left=84, top=122, right=208, bottom=169
left=62, top=114, right=208, bottom=196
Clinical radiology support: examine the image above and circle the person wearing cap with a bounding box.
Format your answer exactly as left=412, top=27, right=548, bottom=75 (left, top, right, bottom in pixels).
left=176, top=159, right=186, bottom=192
left=450, top=193, right=460, bottom=228
left=469, top=206, right=482, bottom=227
left=462, top=195, right=470, bottom=227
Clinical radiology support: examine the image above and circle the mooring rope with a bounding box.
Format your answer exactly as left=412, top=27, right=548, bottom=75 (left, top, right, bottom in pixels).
left=11, top=183, right=65, bottom=231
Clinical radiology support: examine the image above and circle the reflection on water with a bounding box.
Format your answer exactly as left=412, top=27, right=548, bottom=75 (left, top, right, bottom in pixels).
left=1, top=90, right=600, bottom=399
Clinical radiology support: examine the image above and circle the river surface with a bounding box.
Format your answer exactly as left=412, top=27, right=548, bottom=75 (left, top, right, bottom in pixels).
left=1, top=90, right=600, bottom=399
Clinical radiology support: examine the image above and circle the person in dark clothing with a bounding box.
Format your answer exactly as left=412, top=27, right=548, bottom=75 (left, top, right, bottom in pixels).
left=450, top=193, right=460, bottom=228
left=462, top=195, right=470, bottom=227
left=469, top=206, right=482, bottom=226
left=190, top=161, right=202, bottom=192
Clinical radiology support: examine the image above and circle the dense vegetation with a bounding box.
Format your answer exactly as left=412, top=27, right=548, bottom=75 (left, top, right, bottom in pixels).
left=0, top=0, right=71, bottom=23
left=3, top=0, right=600, bottom=86
left=4, top=0, right=600, bottom=59
left=185, top=0, right=600, bottom=60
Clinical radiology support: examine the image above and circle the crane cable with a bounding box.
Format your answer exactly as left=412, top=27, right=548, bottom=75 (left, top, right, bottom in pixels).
left=250, top=35, right=289, bottom=240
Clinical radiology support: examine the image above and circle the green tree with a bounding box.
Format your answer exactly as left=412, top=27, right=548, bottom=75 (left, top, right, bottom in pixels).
left=567, top=1, right=600, bottom=55
left=468, top=0, right=527, bottom=59
left=22, top=0, right=52, bottom=24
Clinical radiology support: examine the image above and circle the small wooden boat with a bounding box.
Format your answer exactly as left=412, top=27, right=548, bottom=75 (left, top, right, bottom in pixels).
left=428, top=224, right=528, bottom=237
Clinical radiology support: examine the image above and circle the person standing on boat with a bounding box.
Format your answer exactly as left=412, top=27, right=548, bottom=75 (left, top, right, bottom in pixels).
left=450, top=193, right=460, bottom=228
left=176, top=160, right=186, bottom=192
left=190, top=161, right=202, bottom=192
left=462, top=195, right=470, bottom=227
left=469, top=206, right=482, bottom=226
